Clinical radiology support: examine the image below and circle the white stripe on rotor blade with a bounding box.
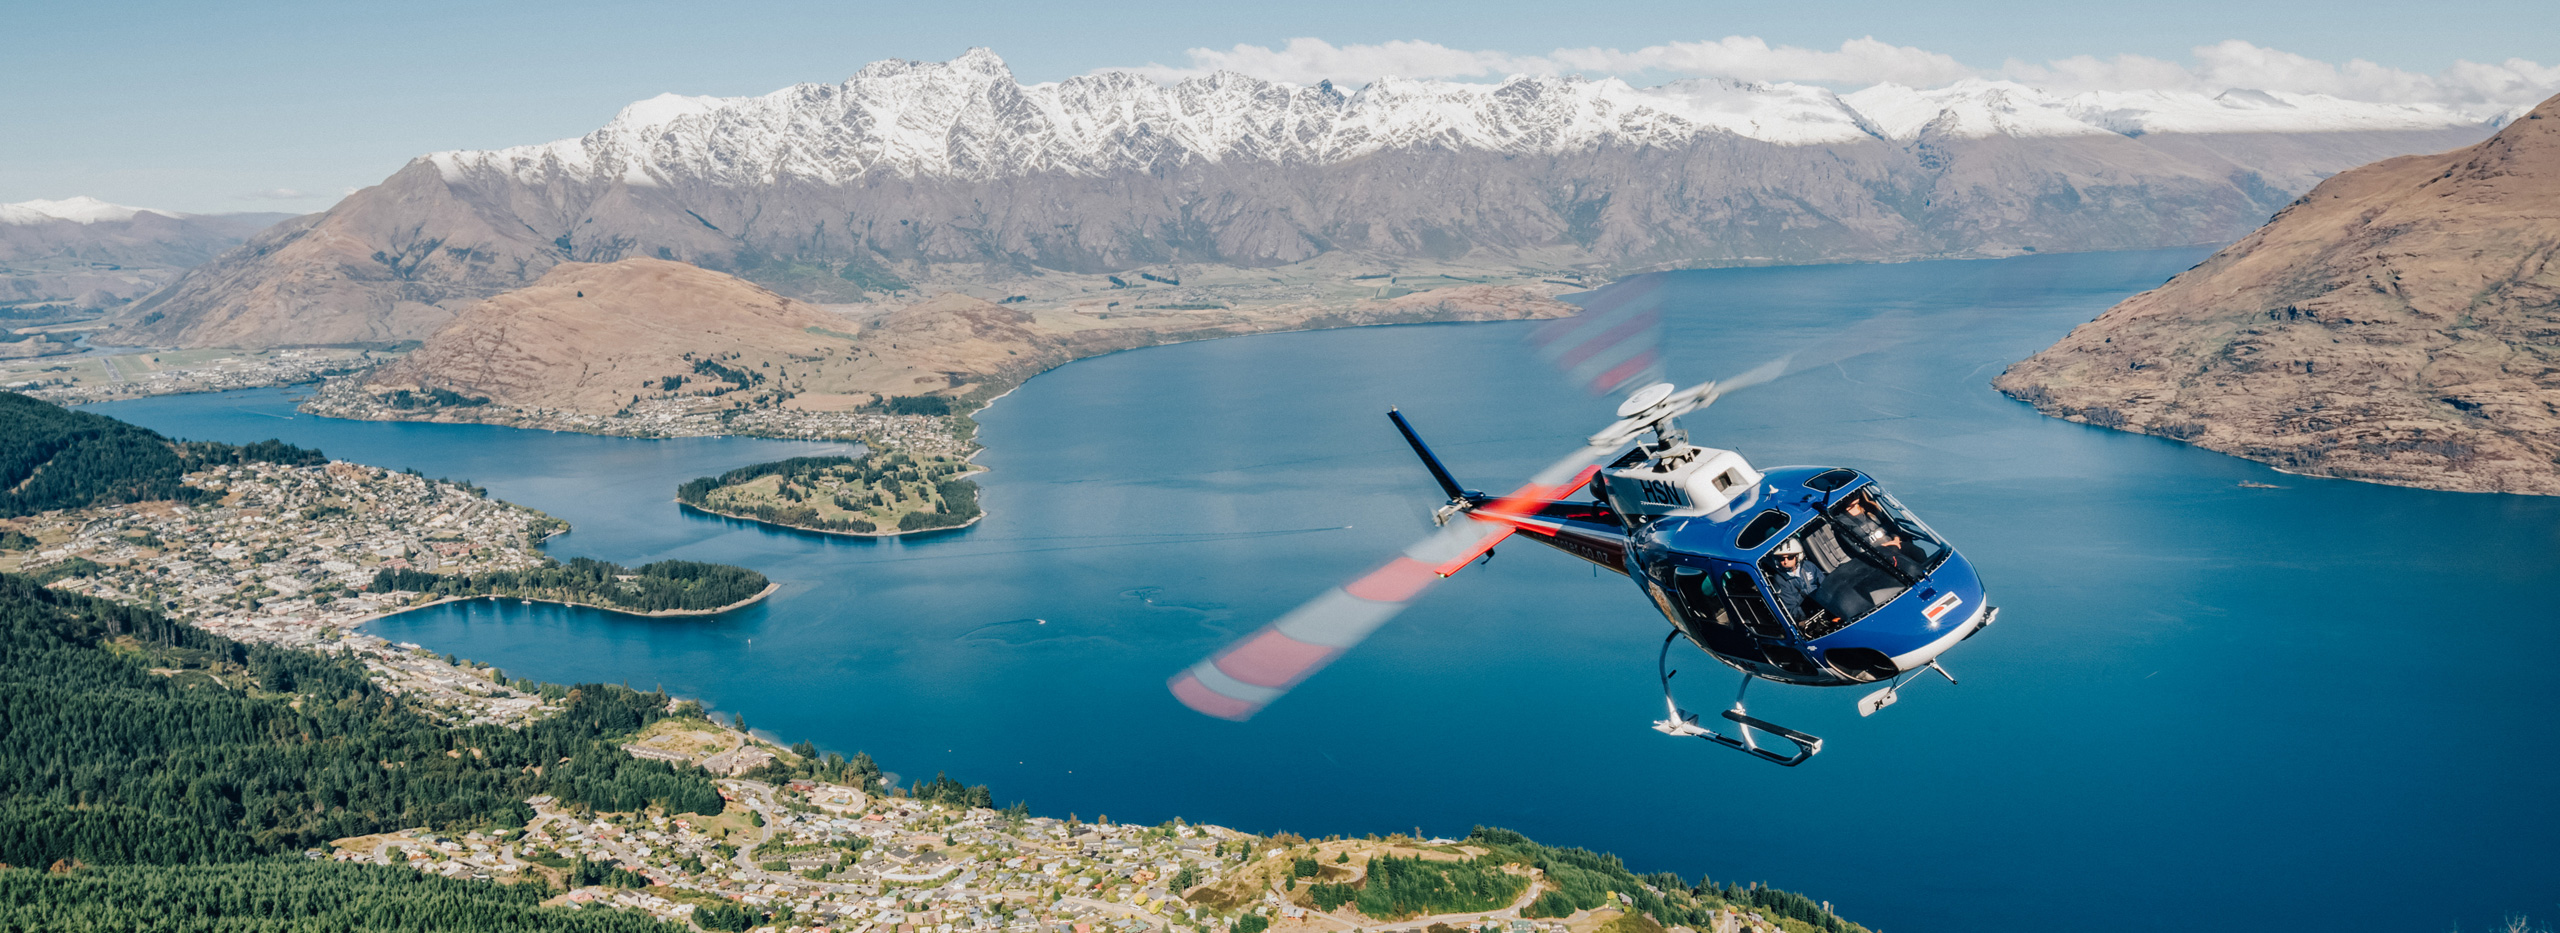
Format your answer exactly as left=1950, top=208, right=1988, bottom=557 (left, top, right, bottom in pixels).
left=1269, top=588, right=1411, bottom=649
left=1183, top=659, right=1285, bottom=705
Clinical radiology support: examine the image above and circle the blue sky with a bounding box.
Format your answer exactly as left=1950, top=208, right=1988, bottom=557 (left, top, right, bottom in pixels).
left=4, top=0, right=2554, bottom=213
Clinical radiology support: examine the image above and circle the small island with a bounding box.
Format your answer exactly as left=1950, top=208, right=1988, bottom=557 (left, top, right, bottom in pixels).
left=370, top=557, right=775, bottom=616
left=677, top=451, right=983, bottom=536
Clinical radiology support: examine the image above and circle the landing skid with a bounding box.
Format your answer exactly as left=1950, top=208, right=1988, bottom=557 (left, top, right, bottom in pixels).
left=1650, top=632, right=1822, bottom=766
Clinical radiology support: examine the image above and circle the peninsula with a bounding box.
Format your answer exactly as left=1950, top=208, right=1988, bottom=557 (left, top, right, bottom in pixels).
left=0, top=393, right=769, bottom=717
left=1996, top=92, right=2560, bottom=496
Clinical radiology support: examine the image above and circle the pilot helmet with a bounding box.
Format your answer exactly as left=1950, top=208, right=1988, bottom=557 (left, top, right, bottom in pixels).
left=1772, top=539, right=1804, bottom=558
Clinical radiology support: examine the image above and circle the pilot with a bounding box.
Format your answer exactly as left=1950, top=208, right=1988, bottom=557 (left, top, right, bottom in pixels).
left=1766, top=538, right=1824, bottom=614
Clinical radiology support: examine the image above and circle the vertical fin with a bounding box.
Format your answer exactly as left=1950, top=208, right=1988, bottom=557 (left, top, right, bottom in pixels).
left=1387, top=409, right=1466, bottom=501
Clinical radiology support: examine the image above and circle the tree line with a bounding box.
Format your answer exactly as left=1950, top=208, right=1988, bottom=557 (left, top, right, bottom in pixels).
left=0, top=860, right=676, bottom=932
left=1343, top=853, right=1525, bottom=919
left=1466, top=827, right=1869, bottom=933
left=0, top=391, right=324, bottom=517
left=0, top=571, right=726, bottom=873
left=370, top=557, right=768, bottom=613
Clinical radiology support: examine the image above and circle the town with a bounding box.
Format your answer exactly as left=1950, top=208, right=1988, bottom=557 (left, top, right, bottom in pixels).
left=1, top=345, right=382, bottom=404
left=1, top=457, right=575, bottom=725
left=300, top=378, right=977, bottom=457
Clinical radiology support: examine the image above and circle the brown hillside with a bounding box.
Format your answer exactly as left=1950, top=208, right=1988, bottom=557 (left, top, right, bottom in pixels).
left=364, top=259, right=1578, bottom=424
left=367, top=259, right=855, bottom=413
left=1996, top=94, right=2560, bottom=495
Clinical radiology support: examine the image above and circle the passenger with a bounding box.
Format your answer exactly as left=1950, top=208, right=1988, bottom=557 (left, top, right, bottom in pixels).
left=1837, top=492, right=1924, bottom=578
left=1766, top=538, right=1825, bottom=616
left=1836, top=491, right=1902, bottom=551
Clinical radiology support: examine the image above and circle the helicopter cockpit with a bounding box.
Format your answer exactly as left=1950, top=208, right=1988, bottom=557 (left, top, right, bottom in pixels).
left=1632, top=469, right=1964, bottom=685
left=1767, top=486, right=1951, bottom=638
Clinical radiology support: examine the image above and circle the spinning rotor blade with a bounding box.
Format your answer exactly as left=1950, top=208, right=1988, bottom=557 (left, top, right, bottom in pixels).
left=1168, top=442, right=1618, bottom=721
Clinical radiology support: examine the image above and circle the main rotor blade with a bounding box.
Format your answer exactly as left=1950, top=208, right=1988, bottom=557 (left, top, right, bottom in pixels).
left=1531, top=278, right=1666, bottom=396
left=1169, top=442, right=1619, bottom=721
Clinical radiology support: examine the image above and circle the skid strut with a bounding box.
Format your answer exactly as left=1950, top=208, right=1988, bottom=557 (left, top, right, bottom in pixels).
left=1650, top=631, right=1822, bottom=766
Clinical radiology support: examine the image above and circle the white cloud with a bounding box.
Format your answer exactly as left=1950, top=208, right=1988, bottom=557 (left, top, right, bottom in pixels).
left=245, top=188, right=309, bottom=200
left=1546, top=36, right=1975, bottom=88
left=1118, top=36, right=2558, bottom=117
left=1125, top=38, right=1537, bottom=85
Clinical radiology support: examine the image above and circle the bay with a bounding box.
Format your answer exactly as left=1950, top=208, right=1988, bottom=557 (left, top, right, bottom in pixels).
left=91, top=247, right=2560, bottom=933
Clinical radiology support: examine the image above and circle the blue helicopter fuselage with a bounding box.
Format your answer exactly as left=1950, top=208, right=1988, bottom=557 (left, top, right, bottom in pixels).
left=1481, top=464, right=1992, bottom=689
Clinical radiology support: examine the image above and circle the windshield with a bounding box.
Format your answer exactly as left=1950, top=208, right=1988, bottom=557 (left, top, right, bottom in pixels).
left=1759, top=487, right=1949, bottom=638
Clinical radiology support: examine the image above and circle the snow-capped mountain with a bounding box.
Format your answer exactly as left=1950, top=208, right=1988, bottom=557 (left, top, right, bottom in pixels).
left=0, top=199, right=293, bottom=308
left=115, top=49, right=2512, bottom=348
left=425, top=48, right=2487, bottom=187
left=0, top=196, right=167, bottom=225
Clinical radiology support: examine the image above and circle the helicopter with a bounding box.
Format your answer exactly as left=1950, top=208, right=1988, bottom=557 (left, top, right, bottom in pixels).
left=1167, top=368, right=1998, bottom=766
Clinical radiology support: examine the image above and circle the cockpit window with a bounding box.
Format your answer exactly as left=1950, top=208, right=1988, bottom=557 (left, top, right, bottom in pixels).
left=1830, top=486, right=1948, bottom=576
left=1758, top=484, right=1948, bottom=639
left=1804, top=468, right=1860, bottom=492
left=1734, top=510, right=1791, bottom=550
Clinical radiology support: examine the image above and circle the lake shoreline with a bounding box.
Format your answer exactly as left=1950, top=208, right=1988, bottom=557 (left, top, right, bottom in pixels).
left=364, top=581, right=780, bottom=625
left=674, top=499, right=985, bottom=538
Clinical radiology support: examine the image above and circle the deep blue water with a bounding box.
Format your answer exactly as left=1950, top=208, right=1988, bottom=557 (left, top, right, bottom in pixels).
left=93, top=249, right=2560, bottom=933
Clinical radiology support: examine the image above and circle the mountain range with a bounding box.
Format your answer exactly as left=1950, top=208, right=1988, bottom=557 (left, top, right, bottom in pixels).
left=1997, top=92, right=2560, bottom=495
left=108, top=49, right=2504, bottom=348
left=0, top=198, right=291, bottom=309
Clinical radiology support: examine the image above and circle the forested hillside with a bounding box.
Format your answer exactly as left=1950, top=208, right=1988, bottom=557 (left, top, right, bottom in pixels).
left=0, top=860, right=675, bottom=932
left=0, top=391, right=322, bottom=516
left=1468, top=828, right=1865, bottom=933
left=0, top=571, right=720, bottom=871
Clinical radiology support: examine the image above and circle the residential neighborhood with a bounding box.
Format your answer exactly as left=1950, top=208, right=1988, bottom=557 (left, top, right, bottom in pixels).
left=2, top=457, right=571, bottom=724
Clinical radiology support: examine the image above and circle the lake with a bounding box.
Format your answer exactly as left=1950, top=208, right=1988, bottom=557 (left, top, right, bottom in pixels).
left=92, top=248, right=2560, bottom=933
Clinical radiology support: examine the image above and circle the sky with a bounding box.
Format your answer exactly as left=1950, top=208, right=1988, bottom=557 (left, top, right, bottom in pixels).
left=4, top=0, right=2555, bottom=214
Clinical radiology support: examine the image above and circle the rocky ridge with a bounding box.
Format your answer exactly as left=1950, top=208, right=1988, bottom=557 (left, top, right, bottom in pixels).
left=1996, top=93, right=2560, bottom=495
left=108, top=50, right=2499, bottom=349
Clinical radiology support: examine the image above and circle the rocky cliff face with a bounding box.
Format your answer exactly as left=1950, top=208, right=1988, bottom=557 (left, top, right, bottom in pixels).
left=109, top=50, right=2498, bottom=348
left=1996, top=94, right=2560, bottom=495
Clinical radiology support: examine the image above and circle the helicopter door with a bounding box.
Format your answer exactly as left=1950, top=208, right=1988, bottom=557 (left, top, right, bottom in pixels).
left=1707, top=563, right=1795, bottom=641
left=1664, top=567, right=1762, bottom=661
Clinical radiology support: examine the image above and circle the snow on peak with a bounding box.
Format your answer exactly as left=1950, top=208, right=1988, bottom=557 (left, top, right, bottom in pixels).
left=414, top=50, right=2498, bottom=188
left=1842, top=80, right=2110, bottom=140
left=0, top=196, right=165, bottom=225
left=612, top=93, right=735, bottom=132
